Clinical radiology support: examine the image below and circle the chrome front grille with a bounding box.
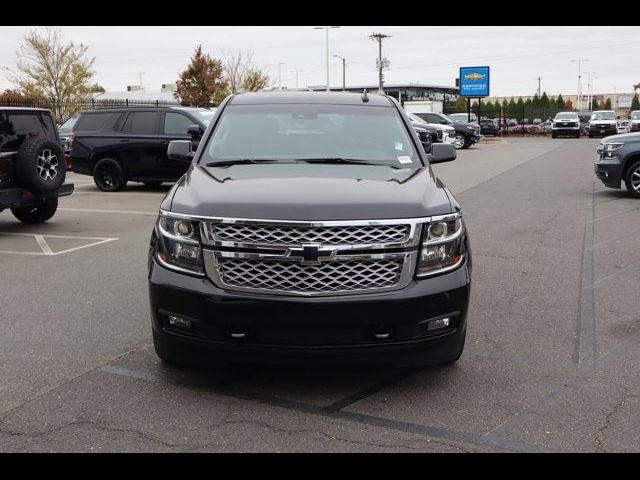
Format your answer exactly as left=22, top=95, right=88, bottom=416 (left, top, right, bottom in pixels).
left=218, top=257, right=403, bottom=294
left=211, top=223, right=409, bottom=246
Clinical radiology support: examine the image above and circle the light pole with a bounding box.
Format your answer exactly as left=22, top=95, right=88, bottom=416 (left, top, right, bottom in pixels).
left=571, top=58, right=589, bottom=110
left=278, top=62, right=286, bottom=90
left=314, top=26, right=340, bottom=91
left=332, top=55, right=347, bottom=91
left=585, top=72, right=596, bottom=111
left=290, top=70, right=304, bottom=90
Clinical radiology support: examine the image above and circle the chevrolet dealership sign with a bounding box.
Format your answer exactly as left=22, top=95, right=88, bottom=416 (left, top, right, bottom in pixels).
left=459, top=66, right=490, bottom=98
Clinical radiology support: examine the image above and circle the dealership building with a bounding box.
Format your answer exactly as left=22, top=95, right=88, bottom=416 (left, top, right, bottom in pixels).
left=308, top=83, right=459, bottom=105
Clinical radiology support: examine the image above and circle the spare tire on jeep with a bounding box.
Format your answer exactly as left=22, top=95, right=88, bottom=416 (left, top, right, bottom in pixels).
left=16, top=136, right=65, bottom=194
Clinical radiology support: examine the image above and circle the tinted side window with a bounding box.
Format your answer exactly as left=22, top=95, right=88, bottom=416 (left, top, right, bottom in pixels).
left=122, top=112, right=159, bottom=134
left=1, top=113, right=48, bottom=150
left=164, top=112, right=193, bottom=135
left=76, top=112, right=118, bottom=132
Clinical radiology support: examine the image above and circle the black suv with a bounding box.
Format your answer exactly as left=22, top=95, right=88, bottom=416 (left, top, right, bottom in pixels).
left=412, top=112, right=481, bottom=150
left=594, top=133, right=640, bottom=198
left=148, top=92, right=472, bottom=367
left=70, top=106, right=216, bottom=191
left=0, top=108, right=73, bottom=224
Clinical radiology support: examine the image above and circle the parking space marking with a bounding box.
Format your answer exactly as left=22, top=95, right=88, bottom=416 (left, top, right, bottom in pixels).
left=576, top=185, right=596, bottom=367
left=59, top=208, right=157, bottom=216
left=99, top=364, right=552, bottom=453
left=0, top=232, right=118, bottom=256
left=34, top=235, right=53, bottom=255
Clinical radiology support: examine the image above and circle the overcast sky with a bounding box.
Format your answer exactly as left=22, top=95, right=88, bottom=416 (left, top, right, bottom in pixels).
left=1, top=26, right=639, bottom=97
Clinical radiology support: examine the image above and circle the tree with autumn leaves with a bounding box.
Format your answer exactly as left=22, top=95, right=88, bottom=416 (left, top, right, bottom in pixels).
left=175, top=46, right=272, bottom=107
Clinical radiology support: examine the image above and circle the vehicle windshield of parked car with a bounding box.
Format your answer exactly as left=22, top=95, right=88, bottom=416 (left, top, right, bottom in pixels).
left=591, top=112, right=616, bottom=121
left=189, top=109, right=217, bottom=126
left=449, top=114, right=472, bottom=123
left=202, top=104, right=420, bottom=167
left=407, top=112, right=427, bottom=125
left=555, top=113, right=579, bottom=120
left=59, top=115, right=79, bottom=130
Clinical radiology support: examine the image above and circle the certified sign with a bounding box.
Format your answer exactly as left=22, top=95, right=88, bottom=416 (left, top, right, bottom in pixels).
left=459, top=66, right=490, bottom=98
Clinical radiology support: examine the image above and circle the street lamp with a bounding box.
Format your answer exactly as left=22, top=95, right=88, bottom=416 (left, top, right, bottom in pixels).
left=571, top=58, right=589, bottom=110
left=332, top=55, right=347, bottom=91
left=314, top=26, right=340, bottom=91
left=585, top=72, right=597, bottom=111
left=278, top=62, right=286, bottom=90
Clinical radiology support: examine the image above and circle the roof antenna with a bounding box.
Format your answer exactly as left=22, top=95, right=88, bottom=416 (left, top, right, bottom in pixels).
left=361, top=89, right=369, bottom=103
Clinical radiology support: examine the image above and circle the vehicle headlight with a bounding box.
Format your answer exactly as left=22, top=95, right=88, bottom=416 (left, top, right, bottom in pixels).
left=602, top=143, right=624, bottom=158
left=416, top=213, right=466, bottom=277
left=156, top=214, right=204, bottom=275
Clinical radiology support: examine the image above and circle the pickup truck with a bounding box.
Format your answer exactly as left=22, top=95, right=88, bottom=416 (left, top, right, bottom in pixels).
left=0, top=108, right=73, bottom=224
left=148, top=91, right=472, bottom=367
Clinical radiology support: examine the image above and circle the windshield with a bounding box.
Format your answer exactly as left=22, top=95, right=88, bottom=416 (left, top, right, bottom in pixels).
left=449, top=114, right=473, bottom=122
left=591, top=111, right=616, bottom=121
left=201, top=104, right=421, bottom=168
left=59, top=115, right=78, bottom=130
left=631, top=111, right=640, bottom=120
left=555, top=113, right=578, bottom=121
left=188, top=108, right=217, bottom=126
left=407, top=112, right=427, bottom=124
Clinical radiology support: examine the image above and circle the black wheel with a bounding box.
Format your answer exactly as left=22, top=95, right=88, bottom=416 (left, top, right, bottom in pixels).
left=624, top=160, right=640, bottom=199
left=15, top=137, right=65, bottom=194
left=552, top=133, right=557, bottom=139
left=588, top=133, right=594, bottom=138
left=143, top=181, right=163, bottom=187
left=11, top=197, right=58, bottom=224
left=453, top=134, right=467, bottom=150
left=576, top=132, right=581, bottom=138
left=93, top=158, right=127, bottom=192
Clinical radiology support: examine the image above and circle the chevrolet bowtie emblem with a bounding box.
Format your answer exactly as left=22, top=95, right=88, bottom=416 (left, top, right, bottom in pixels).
left=285, top=243, right=337, bottom=265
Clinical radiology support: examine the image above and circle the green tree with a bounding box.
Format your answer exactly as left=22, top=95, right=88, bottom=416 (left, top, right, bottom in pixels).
left=175, top=45, right=229, bottom=106
left=454, top=96, right=468, bottom=113
left=631, top=93, right=640, bottom=111
left=540, top=92, right=550, bottom=119
left=508, top=97, right=517, bottom=118
left=591, top=98, right=600, bottom=111
left=524, top=98, right=533, bottom=120
left=556, top=94, right=565, bottom=112
left=242, top=68, right=271, bottom=92
left=9, top=28, right=96, bottom=123
left=516, top=98, right=525, bottom=121
left=604, top=98, right=612, bottom=110
left=532, top=94, right=541, bottom=119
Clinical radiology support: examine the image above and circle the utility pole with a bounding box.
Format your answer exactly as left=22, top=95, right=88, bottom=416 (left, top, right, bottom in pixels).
left=332, top=55, right=346, bottom=91
left=314, top=26, right=340, bottom=91
left=537, top=76, right=542, bottom=97
left=139, top=72, right=146, bottom=91
left=571, top=58, right=589, bottom=110
left=370, top=33, right=390, bottom=94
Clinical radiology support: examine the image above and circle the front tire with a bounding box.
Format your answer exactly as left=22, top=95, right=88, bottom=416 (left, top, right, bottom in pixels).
left=453, top=134, right=467, bottom=150
left=625, top=161, right=640, bottom=199
left=93, top=158, right=127, bottom=192
left=11, top=197, right=58, bottom=224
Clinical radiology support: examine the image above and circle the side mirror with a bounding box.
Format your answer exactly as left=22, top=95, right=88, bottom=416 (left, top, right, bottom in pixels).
left=429, top=143, right=456, bottom=164
left=167, top=140, right=194, bottom=162
left=188, top=124, right=204, bottom=140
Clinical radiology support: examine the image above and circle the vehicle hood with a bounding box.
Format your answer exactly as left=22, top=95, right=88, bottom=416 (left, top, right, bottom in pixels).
left=166, top=163, right=453, bottom=221
left=425, top=123, right=455, bottom=131
left=601, top=132, right=640, bottom=143
left=590, top=119, right=617, bottom=124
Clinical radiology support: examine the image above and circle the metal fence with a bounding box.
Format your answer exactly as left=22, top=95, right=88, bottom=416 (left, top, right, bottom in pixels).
left=0, top=96, right=184, bottom=124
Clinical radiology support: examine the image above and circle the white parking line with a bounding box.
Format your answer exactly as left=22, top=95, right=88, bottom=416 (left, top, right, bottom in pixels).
left=0, top=232, right=118, bottom=256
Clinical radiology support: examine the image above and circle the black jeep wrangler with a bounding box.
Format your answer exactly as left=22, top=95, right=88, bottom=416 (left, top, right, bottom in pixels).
left=0, top=108, right=73, bottom=224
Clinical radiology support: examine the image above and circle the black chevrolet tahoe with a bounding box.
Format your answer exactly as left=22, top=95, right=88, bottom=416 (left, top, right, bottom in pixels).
left=594, top=132, right=640, bottom=198
left=0, top=108, right=73, bottom=224
left=148, top=92, right=472, bottom=367
left=70, top=106, right=215, bottom=191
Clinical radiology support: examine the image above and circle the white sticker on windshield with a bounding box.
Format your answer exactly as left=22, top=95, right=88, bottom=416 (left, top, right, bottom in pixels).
left=397, top=156, right=412, bottom=164
left=394, top=142, right=403, bottom=151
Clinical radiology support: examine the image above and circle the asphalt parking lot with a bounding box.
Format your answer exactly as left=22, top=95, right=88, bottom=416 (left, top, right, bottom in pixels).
left=1, top=137, right=639, bottom=452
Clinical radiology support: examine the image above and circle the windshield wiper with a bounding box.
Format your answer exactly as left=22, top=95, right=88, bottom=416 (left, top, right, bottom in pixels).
left=296, top=158, right=405, bottom=169
left=205, top=159, right=280, bottom=167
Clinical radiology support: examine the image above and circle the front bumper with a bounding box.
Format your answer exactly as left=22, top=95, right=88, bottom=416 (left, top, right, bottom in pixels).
left=552, top=127, right=580, bottom=135
left=590, top=126, right=617, bottom=136
left=594, top=158, right=623, bottom=189
left=148, top=256, right=471, bottom=366
left=0, top=182, right=74, bottom=209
